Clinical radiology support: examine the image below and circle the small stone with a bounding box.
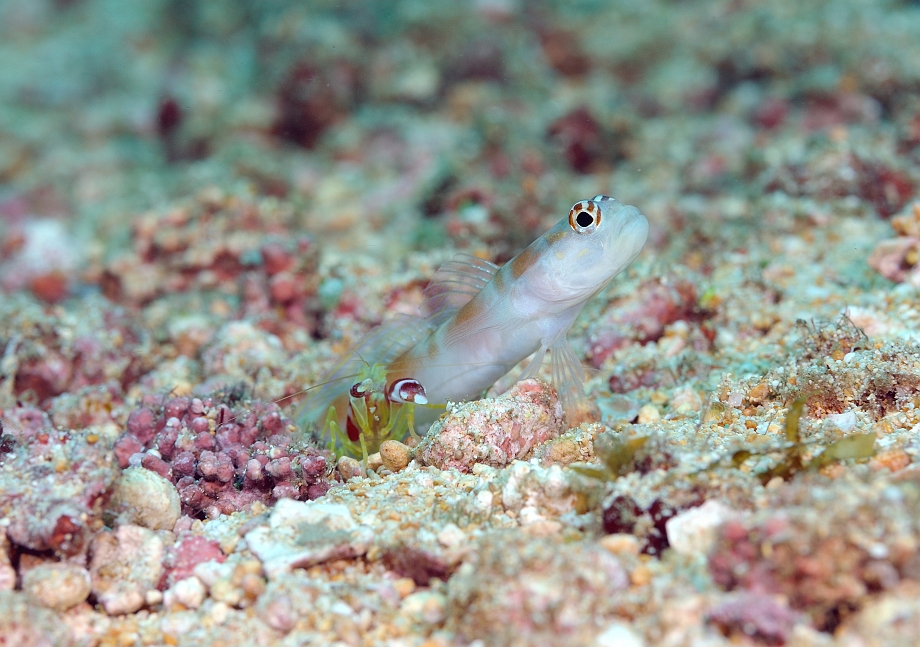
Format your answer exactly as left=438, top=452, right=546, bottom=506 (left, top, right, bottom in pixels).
left=163, top=535, right=226, bottom=587
left=90, top=524, right=165, bottom=615
left=401, top=591, right=447, bottom=625
left=0, top=535, right=15, bottom=591
left=365, top=452, right=383, bottom=473
left=824, top=410, right=857, bottom=433
left=244, top=500, right=372, bottom=579
left=594, top=621, right=646, bottom=647
left=437, top=523, right=465, bottom=549
left=164, top=576, right=206, bottom=610
left=240, top=572, right=266, bottom=601
left=0, top=590, right=72, bottom=647
left=539, top=438, right=580, bottom=466
left=379, top=440, right=411, bottom=472
left=210, top=578, right=243, bottom=606
left=599, top=534, right=641, bottom=557
left=193, top=560, right=232, bottom=589
left=871, top=448, right=911, bottom=472
left=665, top=500, right=735, bottom=557
left=630, top=564, right=652, bottom=587
left=393, top=577, right=416, bottom=599
left=747, top=382, right=771, bottom=404
left=258, top=591, right=296, bottom=633
left=670, top=386, right=702, bottom=415
left=22, top=562, right=92, bottom=611
left=336, top=456, right=363, bottom=480
left=107, top=467, right=181, bottom=531
left=636, top=404, right=660, bottom=424
left=211, top=600, right=231, bottom=624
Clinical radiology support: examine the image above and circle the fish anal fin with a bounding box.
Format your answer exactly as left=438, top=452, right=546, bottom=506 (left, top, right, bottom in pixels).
left=423, top=253, right=498, bottom=326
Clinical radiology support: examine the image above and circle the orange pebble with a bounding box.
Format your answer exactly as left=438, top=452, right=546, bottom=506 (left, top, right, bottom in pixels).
left=871, top=448, right=910, bottom=473
left=748, top=382, right=770, bottom=403
left=29, top=270, right=69, bottom=303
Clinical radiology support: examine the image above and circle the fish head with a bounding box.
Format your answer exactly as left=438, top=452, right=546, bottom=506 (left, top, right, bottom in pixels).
left=531, top=195, right=648, bottom=301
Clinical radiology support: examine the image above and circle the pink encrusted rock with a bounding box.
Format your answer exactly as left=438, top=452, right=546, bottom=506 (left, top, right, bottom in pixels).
left=868, top=236, right=920, bottom=285
left=0, top=590, right=71, bottom=647
left=126, top=407, right=158, bottom=444
left=586, top=275, right=698, bottom=369
left=162, top=535, right=225, bottom=587
left=707, top=592, right=803, bottom=645
left=416, top=379, right=565, bottom=473
left=89, top=524, right=165, bottom=616
left=446, top=530, right=628, bottom=645
left=114, top=433, right=144, bottom=468
left=0, top=424, right=119, bottom=558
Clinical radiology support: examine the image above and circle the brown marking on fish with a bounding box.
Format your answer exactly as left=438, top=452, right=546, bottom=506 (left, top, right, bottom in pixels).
left=490, top=266, right=507, bottom=291
left=450, top=296, right=486, bottom=329
left=545, top=230, right=566, bottom=245
left=510, top=244, right=539, bottom=279
left=424, top=332, right=442, bottom=359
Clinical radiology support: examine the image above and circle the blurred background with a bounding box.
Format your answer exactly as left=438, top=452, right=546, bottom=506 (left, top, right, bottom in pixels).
left=0, top=0, right=918, bottom=402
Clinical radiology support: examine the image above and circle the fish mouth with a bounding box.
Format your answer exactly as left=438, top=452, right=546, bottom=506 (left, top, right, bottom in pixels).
left=603, top=206, right=649, bottom=267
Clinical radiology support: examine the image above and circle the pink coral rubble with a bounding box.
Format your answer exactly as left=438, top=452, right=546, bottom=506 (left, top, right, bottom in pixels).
left=416, top=379, right=565, bottom=473
left=114, top=391, right=331, bottom=518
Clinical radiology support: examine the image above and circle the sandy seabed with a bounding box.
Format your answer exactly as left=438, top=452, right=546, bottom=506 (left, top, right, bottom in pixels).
left=2, top=1, right=920, bottom=645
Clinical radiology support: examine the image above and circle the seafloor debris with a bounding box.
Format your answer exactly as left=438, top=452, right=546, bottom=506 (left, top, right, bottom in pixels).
left=4, top=0, right=920, bottom=644
left=445, top=530, right=629, bottom=647
left=96, top=189, right=320, bottom=332
left=0, top=412, right=118, bottom=557
left=0, top=590, right=71, bottom=647
left=244, top=499, right=373, bottom=580
left=707, top=591, right=803, bottom=646
left=709, top=473, right=920, bottom=631
left=114, top=392, right=330, bottom=518
left=869, top=202, right=920, bottom=285
left=89, top=524, right=165, bottom=616
left=21, top=562, right=92, bottom=612
left=415, top=379, right=565, bottom=473
left=107, top=466, right=181, bottom=531
left=0, top=219, right=80, bottom=303
left=161, top=534, right=226, bottom=589
left=0, top=295, right=155, bottom=408
left=587, top=275, right=699, bottom=370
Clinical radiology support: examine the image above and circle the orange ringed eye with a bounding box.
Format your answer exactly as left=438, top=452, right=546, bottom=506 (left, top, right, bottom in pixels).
left=568, top=200, right=601, bottom=233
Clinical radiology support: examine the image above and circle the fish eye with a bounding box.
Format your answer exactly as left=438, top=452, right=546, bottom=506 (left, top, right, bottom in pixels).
left=568, top=200, right=601, bottom=234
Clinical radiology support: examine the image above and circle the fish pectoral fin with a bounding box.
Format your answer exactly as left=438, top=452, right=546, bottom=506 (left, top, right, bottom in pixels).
left=550, top=339, right=599, bottom=426
left=423, top=253, right=499, bottom=326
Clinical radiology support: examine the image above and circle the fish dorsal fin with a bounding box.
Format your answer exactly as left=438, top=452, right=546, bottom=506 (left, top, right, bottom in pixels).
left=296, top=313, right=434, bottom=425
left=423, top=253, right=499, bottom=326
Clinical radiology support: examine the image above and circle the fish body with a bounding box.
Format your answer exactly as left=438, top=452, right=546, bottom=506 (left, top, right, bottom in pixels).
left=299, top=195, right=648, bottom=438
